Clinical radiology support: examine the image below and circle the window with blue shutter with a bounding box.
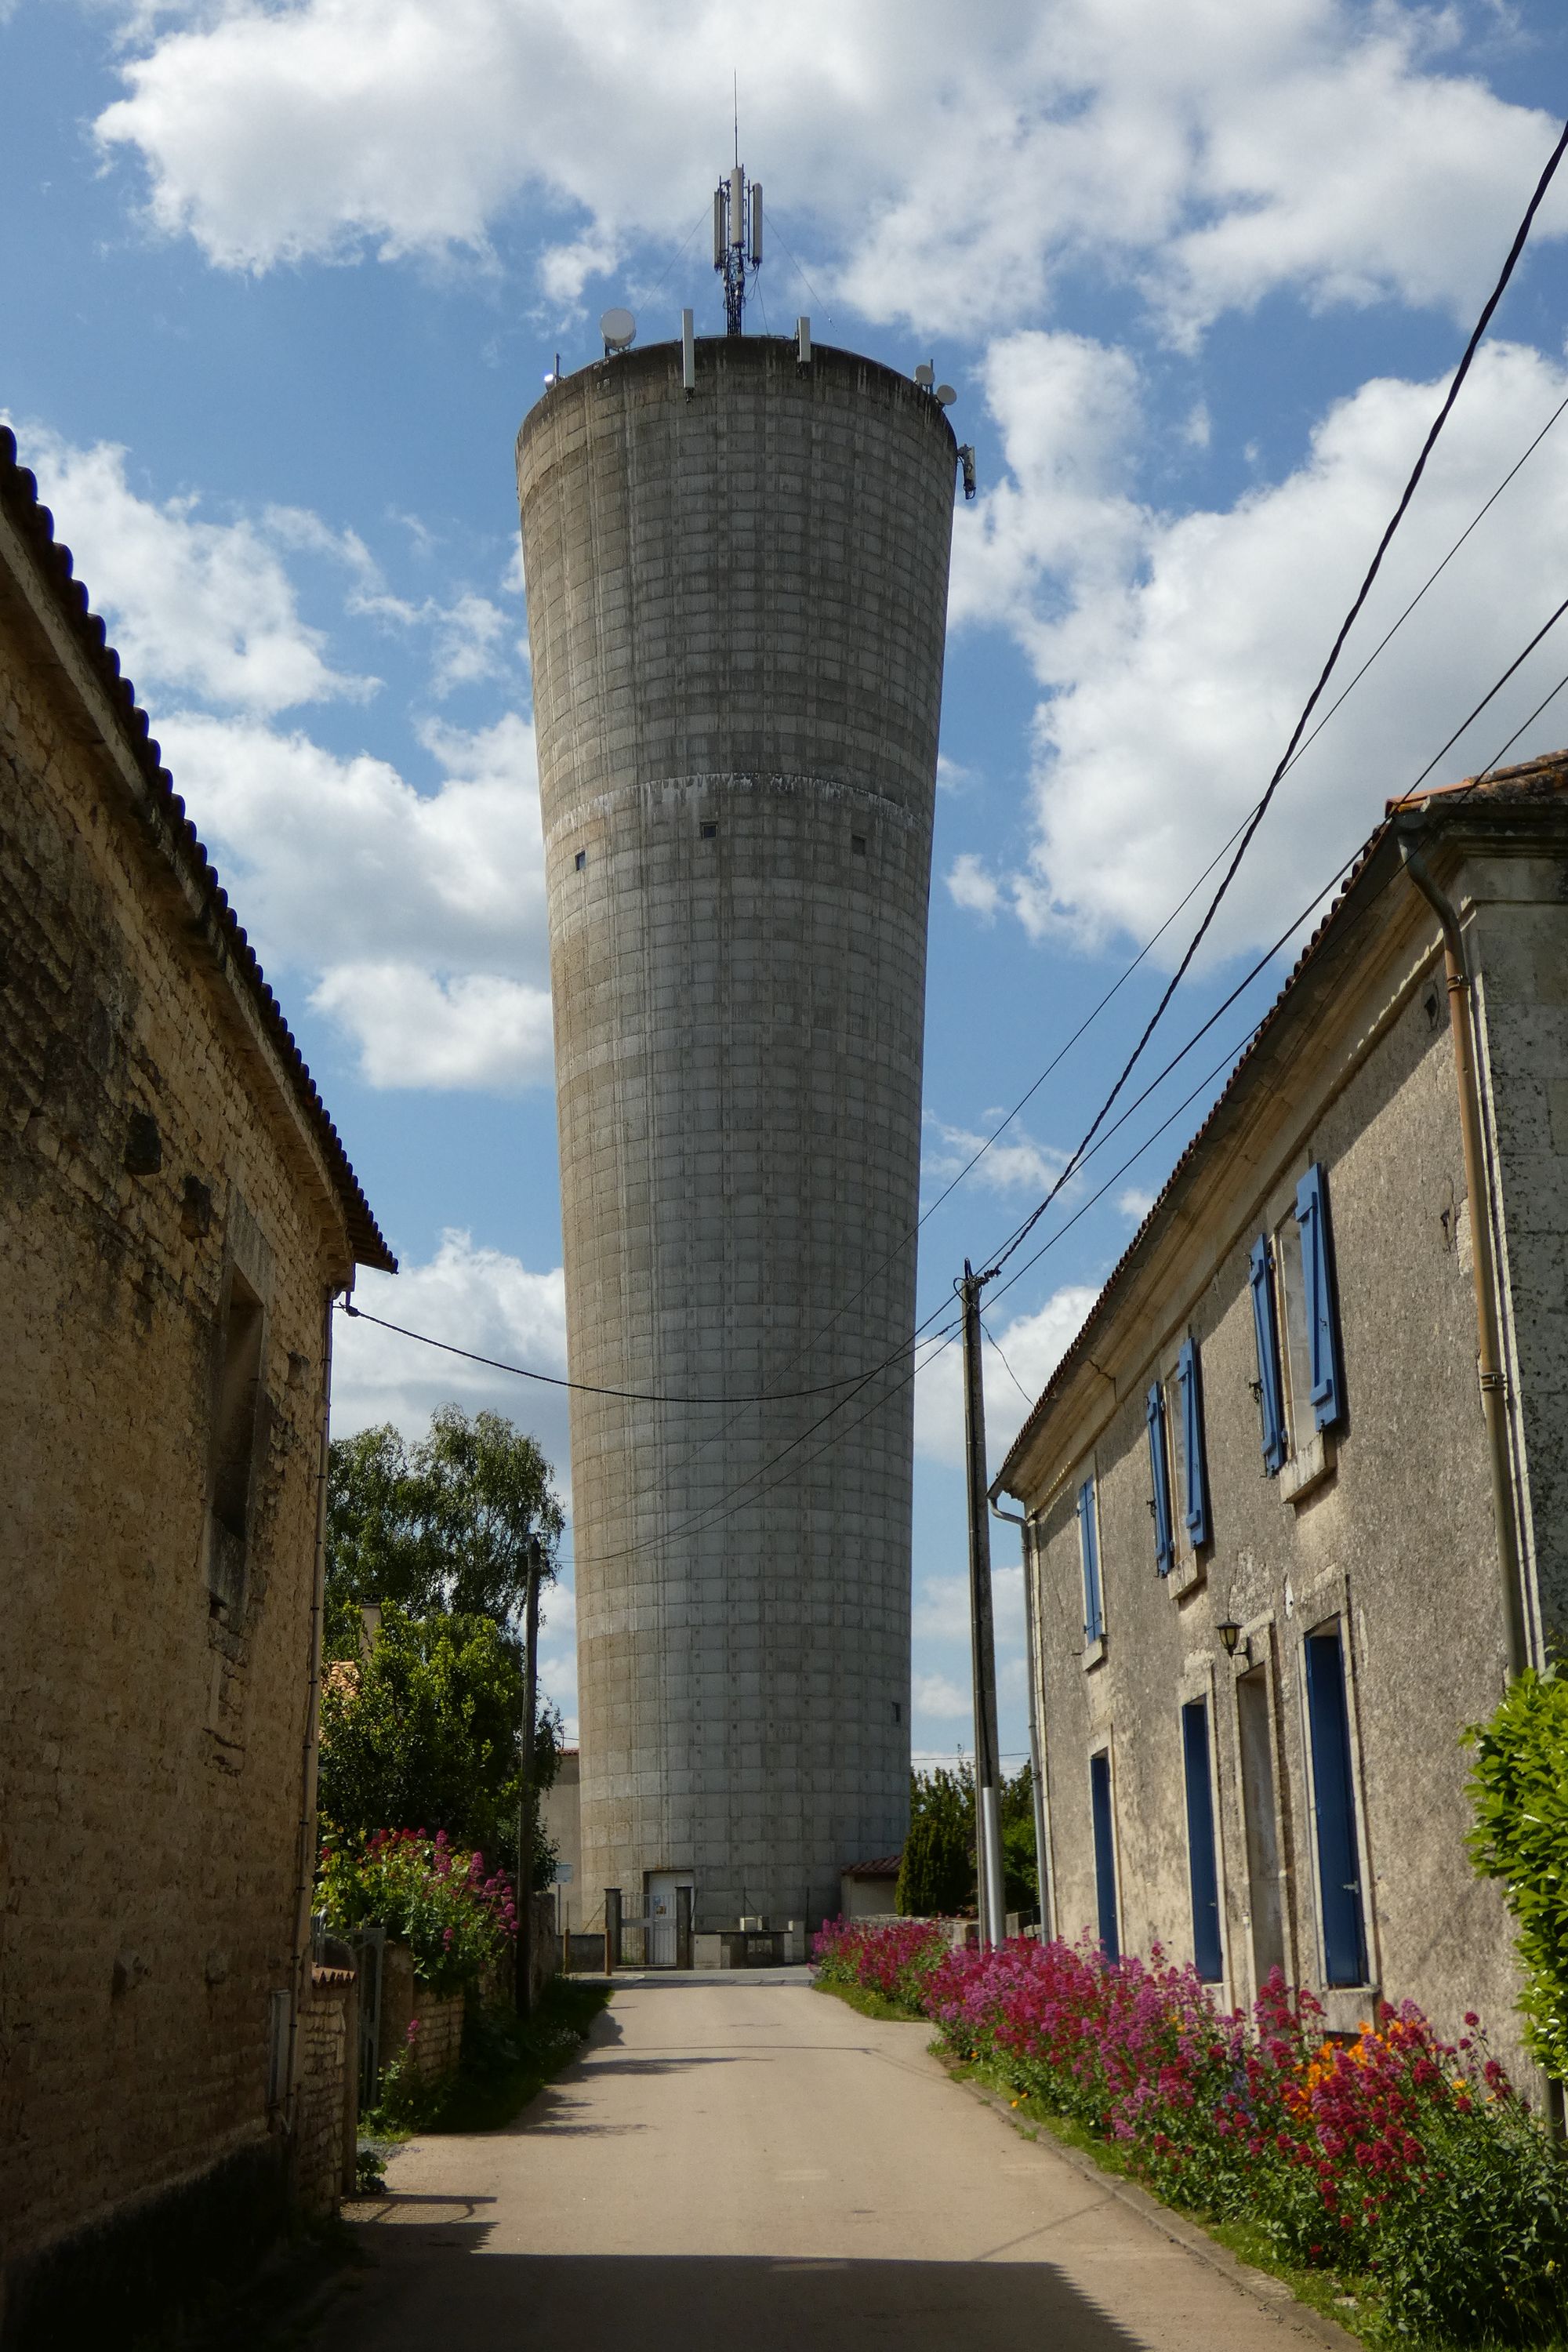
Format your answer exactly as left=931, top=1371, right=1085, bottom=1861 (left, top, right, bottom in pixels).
left=1182, top=1699, right=1224, bottom=1981
left=1295, top=1163, right=1345, bottom=1432
left=1249, top=1236, right=1287, bottom=1474
left=1305, top=1626, right=1368, bottom=1986
left=1077, top=1476, right=1103, bottom=1644
left=1090, top=1749, right=1120, bottom=1961
left=1146, top=1384, right=1175, bottom=1576
left=1176, top=1336, right=1211, bottom=1548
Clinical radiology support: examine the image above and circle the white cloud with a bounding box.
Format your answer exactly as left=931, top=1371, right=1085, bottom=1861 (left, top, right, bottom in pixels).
left=313, top=964, right=553, bottom=1091
left=1117, top=1185, right=1155, bottom=1222
left=922, top=1114, right=1065, bottom=1197
left=915, top=1566, right=1023, bottom=1648
left=332, top=1228, right=570, bottom=1468
left=12, top=426, right=373, bottom=711
left=158, top=707, right=554, bottom=1089
left=91, top=1, right=1568, bottom=340
left=957, top=337, right=1568, bottom=960
left=913, top=1671, right=971, bottom=1722
left=914, top=1282, right=1099, bottom=1467
left=946, top=851, right=1001, bottom=920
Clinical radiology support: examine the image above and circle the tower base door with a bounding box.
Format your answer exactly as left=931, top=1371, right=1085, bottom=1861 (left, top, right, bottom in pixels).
left=647, top=1873, right=695, bottom=1967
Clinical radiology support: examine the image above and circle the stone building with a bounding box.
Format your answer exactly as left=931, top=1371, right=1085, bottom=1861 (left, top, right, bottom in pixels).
left=0, top=426, right=394, bottom=2343
left=517, top=331, right=957, bottom=1933
left=996, top=760, right=1568, bottom=2069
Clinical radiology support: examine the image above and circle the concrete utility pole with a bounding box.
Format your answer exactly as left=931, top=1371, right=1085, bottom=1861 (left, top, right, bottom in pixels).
left=514, top=1534, right=543, bottom=2016
left=960, top=1262, right=1007, bottom=1949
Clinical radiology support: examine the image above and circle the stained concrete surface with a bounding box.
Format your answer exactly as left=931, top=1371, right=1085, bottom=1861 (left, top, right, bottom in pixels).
left=321, top=1974, right=1327, bottom=2350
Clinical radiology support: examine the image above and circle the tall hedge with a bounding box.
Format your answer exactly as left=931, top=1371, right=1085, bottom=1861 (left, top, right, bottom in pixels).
left=1467, top=1667, right=1568, bottom=2081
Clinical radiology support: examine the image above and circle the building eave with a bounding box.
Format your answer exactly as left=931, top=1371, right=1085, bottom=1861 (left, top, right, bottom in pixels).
left=0, top=426, right=396, bottom=1277
left=996, top=757, right=1568, bottom=1505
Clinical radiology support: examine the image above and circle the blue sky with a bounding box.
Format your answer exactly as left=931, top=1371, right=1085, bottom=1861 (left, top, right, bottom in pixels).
left=8, top=0, right=1568, bottom=1771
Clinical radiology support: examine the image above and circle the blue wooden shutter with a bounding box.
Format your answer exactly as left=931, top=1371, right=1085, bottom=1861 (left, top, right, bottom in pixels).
left=1181, top=1700, right=1223, bottom=1981
left=1145, top=1383, right=1174, bottom=1577
left=1090, top=1750, right=1120, bottom=1962
left=1177, top=1336, right=1211, bottom=1548
left=1249, top=1236, right=1287, bottom=1474
left=1077, top=1478, right=1102, bottom=1643
left=1305, top=1628, right=1368, bottom=1986
left=1295, top=1163, right=1345, bottom=1430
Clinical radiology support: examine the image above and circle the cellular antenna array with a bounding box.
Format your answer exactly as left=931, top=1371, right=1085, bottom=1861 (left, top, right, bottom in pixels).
left=713, top=161, right=762, bottom=336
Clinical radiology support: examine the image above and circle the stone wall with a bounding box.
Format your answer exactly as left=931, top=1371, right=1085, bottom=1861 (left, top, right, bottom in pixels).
left=0, top=448, right=379, bottom=2338
left=292, top=1968, right=356, bottom=2217
left=517, top=336, right=956, bottom=1927
left=376, top=1946, right=463, bottom=2088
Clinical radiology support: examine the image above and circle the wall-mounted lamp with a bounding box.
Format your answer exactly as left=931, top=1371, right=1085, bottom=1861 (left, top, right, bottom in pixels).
left=1217, top=1617, right=1245, bottom=1660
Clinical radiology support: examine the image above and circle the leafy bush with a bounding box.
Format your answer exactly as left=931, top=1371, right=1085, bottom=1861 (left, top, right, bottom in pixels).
left=812, top=1916, right=949, bottom=2010
left=832, top=1922, right=1568, bottom=2345
left=895, top=1766, right=974, bottom=1917
left=318, top=1602, right=560, bottom=1889
left=1467, top=1667, right=1568, bottom=2084
left=318, top=1827, right=517, bottom=1994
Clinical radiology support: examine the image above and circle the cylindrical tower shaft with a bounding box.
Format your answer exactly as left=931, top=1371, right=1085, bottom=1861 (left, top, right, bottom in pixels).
left=517, top=335, right=956, bottom=1931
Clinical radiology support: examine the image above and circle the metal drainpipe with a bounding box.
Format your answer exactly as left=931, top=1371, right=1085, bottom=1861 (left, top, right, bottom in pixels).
left=991, top=1491, right=1051, bottom=1938
left=1398, top=832, right=1528, bottom=1679
left=285, top=1279, right=340, bottom=2134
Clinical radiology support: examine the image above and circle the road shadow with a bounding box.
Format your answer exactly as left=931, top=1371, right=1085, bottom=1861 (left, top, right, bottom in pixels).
left=323, top=2246, right=1146, bottom=2350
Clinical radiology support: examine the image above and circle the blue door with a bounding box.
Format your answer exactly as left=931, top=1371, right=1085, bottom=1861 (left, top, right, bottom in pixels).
left=1090, top=1751, right=1119, bottom=1962
left=1305, top=1628, right=1367, bottom=1987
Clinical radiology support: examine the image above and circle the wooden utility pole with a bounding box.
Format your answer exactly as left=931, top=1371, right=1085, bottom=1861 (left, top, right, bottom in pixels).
left=514, top=1534, right=543, bottom=2016
left=960, top=1261, right=1007, bottom=1949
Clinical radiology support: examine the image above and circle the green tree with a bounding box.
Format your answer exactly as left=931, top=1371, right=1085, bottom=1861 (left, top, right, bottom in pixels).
left=327, top=1405, right=563, bottom=1632
left=896, top=1765, right=975, bottom=1916
left=1000, top=1762, right=1039, bottom=1913
left=1467, top=1667, right=1568, bottom=2080
left=318, top=1602, right=561, bottom=1888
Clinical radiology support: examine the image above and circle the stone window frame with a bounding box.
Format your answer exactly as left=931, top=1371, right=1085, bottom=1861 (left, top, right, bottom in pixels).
left=1219, top=1615, right=1301, bottom=2007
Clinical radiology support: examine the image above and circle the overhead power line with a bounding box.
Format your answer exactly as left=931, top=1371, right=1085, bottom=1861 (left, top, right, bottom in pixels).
left=981, top=107, right=1568, bottom=1289
left=337, top=1298, right=953, bottom=1408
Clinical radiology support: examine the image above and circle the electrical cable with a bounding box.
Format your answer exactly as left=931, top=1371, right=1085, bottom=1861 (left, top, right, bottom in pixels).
left=336, top=1298, right=952, bottom=1407
left=980, top=108, right=1568, bottom=1288
left=1474, top=664, right=1568, bottom=778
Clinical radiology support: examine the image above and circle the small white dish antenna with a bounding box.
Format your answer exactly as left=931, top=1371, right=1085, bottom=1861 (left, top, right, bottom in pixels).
left=914, top=362, right=935, bottom=387
left=601, top=307, right=637, bottom=354
left=935, top=383, right=956, bottom=406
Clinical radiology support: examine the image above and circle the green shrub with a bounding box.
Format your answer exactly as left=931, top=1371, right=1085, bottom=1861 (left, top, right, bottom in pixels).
left=318, top=1827, right=515, bottom=1994
left=1466, top=1667, right=1568, bottom=2082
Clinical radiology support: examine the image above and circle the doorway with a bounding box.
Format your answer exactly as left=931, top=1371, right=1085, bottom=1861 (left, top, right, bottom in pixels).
left=647, top=1873, right=695, bottom=1967
left=1236, top=1664, right=1286, bottom=1987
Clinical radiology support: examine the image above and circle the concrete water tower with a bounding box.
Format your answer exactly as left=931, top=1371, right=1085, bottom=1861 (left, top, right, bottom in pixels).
left=516, top=167, right=959, bottom=1941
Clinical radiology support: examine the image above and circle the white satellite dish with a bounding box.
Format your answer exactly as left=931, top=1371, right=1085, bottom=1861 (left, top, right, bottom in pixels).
left=601, top=307, right=637, bottom=354
left=935, top=383, right=957, bottom=406
left=914, top=362, right=935, bottom=388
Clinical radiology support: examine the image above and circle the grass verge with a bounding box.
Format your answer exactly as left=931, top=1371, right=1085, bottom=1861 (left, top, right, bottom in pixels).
left=946, top=2053, right=1383, bottom=2344
left=811, top=1976, right=928, bottom=2024
left=362, top=1976, right=611, bottom=2147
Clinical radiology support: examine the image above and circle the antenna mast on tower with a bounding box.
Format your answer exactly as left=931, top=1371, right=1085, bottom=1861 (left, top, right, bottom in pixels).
left=713, top=157, right=762, bottom=336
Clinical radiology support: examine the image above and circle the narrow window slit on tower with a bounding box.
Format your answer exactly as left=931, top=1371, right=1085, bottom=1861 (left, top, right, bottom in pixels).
left=851, top=833, right=867, bottom=857
left=575, top=849, right=586, bottom=870
left=700, top=822, right=717, bottom=840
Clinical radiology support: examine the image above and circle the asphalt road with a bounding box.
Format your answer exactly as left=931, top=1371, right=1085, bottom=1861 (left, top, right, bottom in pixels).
left=320, top=1970, right=1332, bottom=2350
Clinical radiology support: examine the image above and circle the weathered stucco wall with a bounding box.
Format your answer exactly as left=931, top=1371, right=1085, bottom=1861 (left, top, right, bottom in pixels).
left=1016, top=841, right=1549, bottom=2071
left=0, top=524, right=354, bottom=2332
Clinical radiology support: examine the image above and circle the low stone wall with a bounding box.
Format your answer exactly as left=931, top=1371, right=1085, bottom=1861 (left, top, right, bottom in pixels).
left=378, top=1945, right=464, bottom=2087
left=292, top=1965, right=356, bottom=2218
